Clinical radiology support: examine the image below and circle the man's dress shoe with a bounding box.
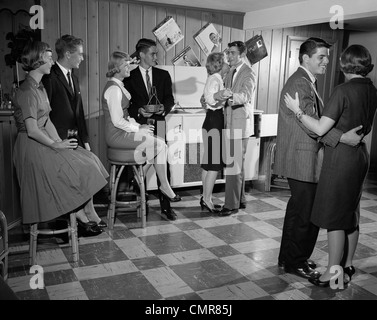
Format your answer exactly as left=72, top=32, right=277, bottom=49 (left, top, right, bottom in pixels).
left=308, top=277, right=330, bottom=287
left=279, top=259, right=317, bottom=269
left=306, top=259, right=317, bottom=269
left=219, top=208, right=238, bottom=216
left=284, top=263, right=321, bottom=279
left=239, top=202, right=247, bottom=209
left=161, top=208, right=177, bottom=221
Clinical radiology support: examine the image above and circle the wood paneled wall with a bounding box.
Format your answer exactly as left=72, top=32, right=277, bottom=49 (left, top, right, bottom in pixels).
left=40, top=0, right=345, bottom=177
left=0, top=8, right=32, bottom=96
left=40, top=0, right=246, bottom=165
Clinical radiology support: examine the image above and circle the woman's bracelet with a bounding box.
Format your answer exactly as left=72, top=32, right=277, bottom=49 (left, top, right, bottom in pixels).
left=295, top=110, right=305, bottom=121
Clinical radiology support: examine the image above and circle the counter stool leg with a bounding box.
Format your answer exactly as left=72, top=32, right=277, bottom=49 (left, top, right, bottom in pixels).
left=69, top=213, right=79, bottom=263
left=133, top=165, right=146, bottom=228
left=29, top=224, right=38, bottom=266
left=107, top=164, right=117, bottom=230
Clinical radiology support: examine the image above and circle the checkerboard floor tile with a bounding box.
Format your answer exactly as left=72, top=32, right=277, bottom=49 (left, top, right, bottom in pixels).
left=5, top=175, right=377, bottom=300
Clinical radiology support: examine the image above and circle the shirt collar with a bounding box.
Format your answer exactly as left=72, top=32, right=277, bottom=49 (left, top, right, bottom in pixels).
left=233, top=61, right=244, bottom=73
left=110, top=77, right=125, bottom=87
left=27, top=75, right=44, bottom=90
left=299, top=66, right=316, bottom=84
left=56, top=61, right=71, bottom=76
left=139, top=66, right=152, bottom=74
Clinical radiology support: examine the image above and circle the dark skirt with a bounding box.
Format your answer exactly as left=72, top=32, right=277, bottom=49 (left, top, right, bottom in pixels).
left=311, top=143, right=369, bottom=230
left=201, top=109, right=225, bottom=171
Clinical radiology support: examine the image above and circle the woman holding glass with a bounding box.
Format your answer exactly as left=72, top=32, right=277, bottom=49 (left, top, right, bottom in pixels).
left=13, top=41, right=108, bottom=235
left=200, top=52, right=230, bottom=213
left=101, top=51, right=180, bottom=203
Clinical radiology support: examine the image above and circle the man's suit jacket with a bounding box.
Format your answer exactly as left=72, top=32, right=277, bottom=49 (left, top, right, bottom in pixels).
left=123, top=66, right=175, bottom=133
left=274, top=67, right=342, bottom=183
left=42, top=64, right=89, bottom=147
left=224, top=63, right=255, bottom=139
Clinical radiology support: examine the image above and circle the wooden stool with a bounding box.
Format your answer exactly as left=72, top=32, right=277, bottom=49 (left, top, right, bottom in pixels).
left=0, top=210, right=9, bottom=280
left=29, top=212, right=79, bottom=266
left=107, top=148, right=147, bottom=230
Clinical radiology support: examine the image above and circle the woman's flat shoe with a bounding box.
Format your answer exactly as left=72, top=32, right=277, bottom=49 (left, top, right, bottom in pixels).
left=76, top=219, right=97, bottom=229
left=308, top=277, right=330, bottom=287
left=159, top=188, right=181, bottom=202
left=76, top=219, right=102, bottom=237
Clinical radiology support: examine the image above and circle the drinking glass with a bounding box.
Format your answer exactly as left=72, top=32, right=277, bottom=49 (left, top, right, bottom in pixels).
left=146, top=119, right=155, bottom=135
left=67, top=129, right=78, bottom=149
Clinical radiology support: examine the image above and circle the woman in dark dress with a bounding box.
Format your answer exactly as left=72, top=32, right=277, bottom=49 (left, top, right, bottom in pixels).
left=285, top=45, right=377, bottom=287
left=200, top=52, right=230, bottom=213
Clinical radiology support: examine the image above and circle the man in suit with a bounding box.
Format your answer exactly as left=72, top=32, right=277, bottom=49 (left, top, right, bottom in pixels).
left=274, top=37, right=364, bottom=279
left=124, top=38, right=177, bottom=221
left=42, top=35, right=90, bottom=150
left=42, top=34, right=106, bottom=235
left=215, top=41, right=255, bottom=216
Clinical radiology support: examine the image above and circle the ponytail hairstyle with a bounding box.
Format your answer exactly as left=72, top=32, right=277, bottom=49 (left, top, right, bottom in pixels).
left=20, top=41, right=52, bottom=72
left=106, top=51, right=130, bottom=77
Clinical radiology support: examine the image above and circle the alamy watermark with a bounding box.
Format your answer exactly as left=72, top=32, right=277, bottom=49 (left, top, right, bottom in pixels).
left=29, top=5, right=44, bottom=30
left=329, top=5, right=344, bottom=30
left=330, top=265, right=345, bottom=289
left=29, top=265, right=44, bottom=289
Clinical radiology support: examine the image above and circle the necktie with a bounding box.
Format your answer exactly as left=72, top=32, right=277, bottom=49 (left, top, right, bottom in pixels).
left=230, top=68, right=237, bottom=88
left=146, top=69, right=152, bottom=97
left=67, top=71, right=74, bottom=93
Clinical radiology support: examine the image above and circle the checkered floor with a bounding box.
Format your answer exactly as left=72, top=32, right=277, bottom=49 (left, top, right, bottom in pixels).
left=5, top=175, right=377, bottom=301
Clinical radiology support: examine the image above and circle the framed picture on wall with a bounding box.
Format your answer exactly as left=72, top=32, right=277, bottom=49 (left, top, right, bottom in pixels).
left=152, top=16, right=184, bottom=52
left=194, top=22, right=222, bottom=56
left=172, top=46, right=201, bottom=67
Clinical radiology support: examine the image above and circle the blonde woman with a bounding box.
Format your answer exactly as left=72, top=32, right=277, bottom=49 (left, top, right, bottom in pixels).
left=200, top=52, right=230, bottom=213
left=101, top=51, right=180, bottom=219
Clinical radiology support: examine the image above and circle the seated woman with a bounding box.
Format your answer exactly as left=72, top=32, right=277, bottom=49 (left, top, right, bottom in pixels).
left=13, top=41, right=109, bottom=236
left=101, top=51, right=180, bottom=213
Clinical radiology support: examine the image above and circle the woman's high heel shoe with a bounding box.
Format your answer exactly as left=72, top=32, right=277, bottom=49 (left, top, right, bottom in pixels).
left=159, top=188, right=181, bottom=202
left=343, top=266, right=356, bottom=283
left=200, top=197, right=220, bottom=213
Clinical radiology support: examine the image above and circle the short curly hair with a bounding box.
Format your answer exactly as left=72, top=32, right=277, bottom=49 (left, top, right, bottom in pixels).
left=106, top=51, right=131, bottom=78
left=20, top=41, right=52, bottom=72
left=340, top=44, right=374, bottom=77
left=206, top=52, right=225, bottom=75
